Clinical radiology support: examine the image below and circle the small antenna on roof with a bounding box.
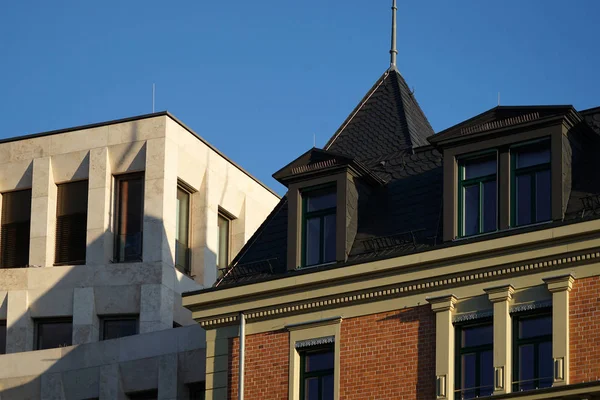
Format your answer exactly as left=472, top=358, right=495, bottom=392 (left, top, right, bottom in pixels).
left=389, top=0, right=398, bottom=68
left=152, top=83, right=156, bottom=113
left=313, top=133, right=316, bottom=148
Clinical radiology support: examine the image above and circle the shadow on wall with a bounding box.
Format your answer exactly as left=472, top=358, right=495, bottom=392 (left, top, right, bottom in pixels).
left=0, top=221, right=208, bottom=400
left=0, top=122, right=210, bottom=400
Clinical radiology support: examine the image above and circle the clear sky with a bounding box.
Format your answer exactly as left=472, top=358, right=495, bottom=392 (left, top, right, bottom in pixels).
left=1, top=1, right=599, bottom=194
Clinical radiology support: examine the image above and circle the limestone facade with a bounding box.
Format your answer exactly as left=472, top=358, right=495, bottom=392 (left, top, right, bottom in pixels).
left=0, top=112, right=279, bottom=399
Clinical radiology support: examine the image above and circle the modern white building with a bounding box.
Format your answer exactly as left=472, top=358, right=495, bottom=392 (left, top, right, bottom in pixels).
left=0, top=112, right=279, bottom=400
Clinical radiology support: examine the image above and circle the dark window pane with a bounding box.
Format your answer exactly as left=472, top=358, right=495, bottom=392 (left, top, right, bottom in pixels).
left=188, top=382, right=205, bottom=400
left=217, top=214, right=230, bottom=269
left=463, top=157, right=496, bottom=180
left=176, top=188, right=190, bottom=246
left=128, top=390, right=158, bottom=400
left=102, top=318, right=137, bottom=340
left=538, top=341, right=553, bottom=388
left=37, top=320, right=72, bottom=350
left=305, top=217, right=321, bottom=266
left=516, top=147, right=550, bottom=169
left=461, top=353, right=476, bottom=393
left=306, top=191, right=336, bottom=212
left=536, top=170, right=551, bottom=222
left=518, top=344, right=535, bottom=391
left=1, top=189, right=31, bottom=268
left=519, top=315, right=551, bottom=339
left=482, top=180, right=497, bottom=233
left=55, top=181, right=88, bottom=264
left=463, top=185, right=479, bottom=236
left=480, top=350, right=494, bottom=396
left=305, top=350, right=334, bottom=372
left=516, top=174, right=532, bottom=226
left=304, top=377, right=319, bottom=400
left=115, top=175, right=143, bottom=262
left=461, top=324, right=493, bottom=348
left=0, top=321, right=5, bottom=354
left=322, top=374, right=334, bottom=400
left=323, top=214, right=336, bottom=263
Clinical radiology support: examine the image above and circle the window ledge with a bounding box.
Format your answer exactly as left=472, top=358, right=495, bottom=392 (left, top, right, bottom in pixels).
left=297, top=261, right=337, bottom=271
left=454, top=220, right=554, bottom=242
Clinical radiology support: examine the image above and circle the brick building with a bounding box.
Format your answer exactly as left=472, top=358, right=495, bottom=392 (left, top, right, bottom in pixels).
left=183, top=8, right=600, bottom=400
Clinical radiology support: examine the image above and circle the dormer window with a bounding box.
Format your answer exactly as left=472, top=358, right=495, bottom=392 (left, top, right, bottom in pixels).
left=458, top=153, right=498, bottom=237
left=303, top=186, right=336, bottom=267
left=511, top=140, right=551, bottom=227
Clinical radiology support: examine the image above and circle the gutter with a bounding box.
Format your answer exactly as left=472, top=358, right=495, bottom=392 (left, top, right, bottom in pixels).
left=238, top=311, right=246, bottom=400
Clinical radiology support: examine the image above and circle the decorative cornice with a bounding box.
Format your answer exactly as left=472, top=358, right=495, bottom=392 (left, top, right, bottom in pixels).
left=510, top=299, right=553, bottom=314
left=453, top=309, right=494, bottom=323
left=197, top=248, right=599, bottom=328
left=543, top=274, right=575, bottom=293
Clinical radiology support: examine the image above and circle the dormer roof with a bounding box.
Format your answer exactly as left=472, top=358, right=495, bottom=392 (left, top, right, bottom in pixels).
left=429, top=105, right=577, bottom=147
left=272, top=148, right=385, bottom=187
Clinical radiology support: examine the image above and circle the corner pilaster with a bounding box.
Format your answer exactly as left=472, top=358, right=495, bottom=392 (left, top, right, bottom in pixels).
left=484, top=285, right=514, bottom=394
left=427, top=294, right=458, bottom=400
left=543, top=274, right=574, bottom=386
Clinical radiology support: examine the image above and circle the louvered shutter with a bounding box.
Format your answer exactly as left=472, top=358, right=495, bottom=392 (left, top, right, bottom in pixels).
left=55, top=181, right=88, bottom=264
left=1, top=190, right=31, bottom=268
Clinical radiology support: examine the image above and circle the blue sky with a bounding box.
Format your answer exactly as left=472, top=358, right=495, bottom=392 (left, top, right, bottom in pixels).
left=1, top=1, right=599, bottom=194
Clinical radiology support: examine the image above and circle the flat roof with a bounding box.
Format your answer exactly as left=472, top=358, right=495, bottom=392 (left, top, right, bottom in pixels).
left=1, top=111, right=280, bottom=198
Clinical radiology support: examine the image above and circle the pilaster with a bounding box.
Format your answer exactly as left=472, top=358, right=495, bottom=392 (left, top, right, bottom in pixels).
left=484, top=284, right=514, bottom=394
left=543, top=274, right=574, bottom=386
left=139, top=284, right=174, bottom=333
left=29, top=157, right=57, bottom=267
left=6, top=290, right=33, bottom=353
left=143, top=137, right=178, bottom=267
left=427, top=294, right=458, bottom=400
left=99, top=364, right=127, bottom=400
left=72, top=287, right=99, bottom=344
left=86, top=147, right=113, bottom=264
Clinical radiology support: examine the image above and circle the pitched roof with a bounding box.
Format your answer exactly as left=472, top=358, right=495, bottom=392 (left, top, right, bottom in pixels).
left=324, top=67, right=435, bottom=161
left=207, top=65, right=600, bottom=290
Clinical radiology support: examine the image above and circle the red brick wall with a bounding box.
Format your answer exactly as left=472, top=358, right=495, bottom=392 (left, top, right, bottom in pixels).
left=570, top=275, right=600, bottom=383
left=339, top=305, right=436, bottom=399
left=228, top=330, right=289, bottom=400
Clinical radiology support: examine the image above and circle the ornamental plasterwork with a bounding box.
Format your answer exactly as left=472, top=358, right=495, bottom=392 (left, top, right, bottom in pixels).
left=295, top=336, right=335, bottom=349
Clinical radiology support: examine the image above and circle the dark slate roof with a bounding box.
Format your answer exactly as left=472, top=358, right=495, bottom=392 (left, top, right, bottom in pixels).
left=581, top=106, right=600, bottom=135
left=209, top=68, right=600, bottom=289
left=323, top=67, right=435, bottom=161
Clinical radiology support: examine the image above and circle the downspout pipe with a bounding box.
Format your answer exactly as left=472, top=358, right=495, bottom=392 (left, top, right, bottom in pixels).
left=238, top=312, right=245, bottom=400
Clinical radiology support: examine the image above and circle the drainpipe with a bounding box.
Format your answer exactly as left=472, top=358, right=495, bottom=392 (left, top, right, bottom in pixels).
left=238, top=311, right=245, bottom=400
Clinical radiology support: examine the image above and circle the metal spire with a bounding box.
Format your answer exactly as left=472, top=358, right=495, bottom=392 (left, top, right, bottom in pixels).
left=390, top=0, right=398, bottom=68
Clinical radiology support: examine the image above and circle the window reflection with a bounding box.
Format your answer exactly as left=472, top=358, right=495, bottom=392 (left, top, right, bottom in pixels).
left=513, top=313, right=553, bottom=392
left=456, top=322, right=493, bottom=399
left=459, top=155, right=497, bottom=237
left=302, top=186, right=336, bottom=267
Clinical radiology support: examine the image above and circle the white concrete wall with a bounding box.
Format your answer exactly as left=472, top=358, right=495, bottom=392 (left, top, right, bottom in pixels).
left=0, top=113, right=279, bottom=399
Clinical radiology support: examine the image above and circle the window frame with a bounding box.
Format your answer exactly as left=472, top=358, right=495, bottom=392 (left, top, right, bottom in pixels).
left=512, top=311, right=553, bottom=392
left=217, top=210, right=232, bottom=271
left=99, top=315, right=139, bottom=341
left=301, top=185, right=337, bottom=267
left=510, top=138, right=551, bottom=228
left=457, top=151, right=498, bottom=238
left=113, top=173, right=145, bottom=263
left=0, top=320, right=6, bottom=355
left=454, top=319, right=494, bottom=399
left=299, top=344, right=335, bottom=400
left=175, top=184, right=192, bottom=275
left=34, top=318, right=73, bottom=350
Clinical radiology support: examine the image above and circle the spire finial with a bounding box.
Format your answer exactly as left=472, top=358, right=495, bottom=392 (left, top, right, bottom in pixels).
left=390, top=0, right=398, bottom=68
